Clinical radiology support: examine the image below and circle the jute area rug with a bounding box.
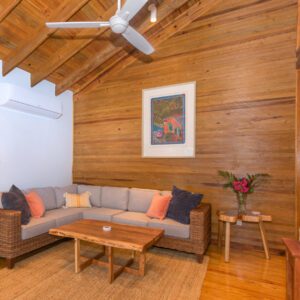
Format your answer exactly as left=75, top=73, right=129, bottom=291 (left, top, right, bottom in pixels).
left=0, top=241, right=209, bottom=300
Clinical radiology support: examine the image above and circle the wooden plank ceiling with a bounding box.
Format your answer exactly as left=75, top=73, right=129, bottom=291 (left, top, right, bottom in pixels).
left=0, top=0, right=220, bottom=96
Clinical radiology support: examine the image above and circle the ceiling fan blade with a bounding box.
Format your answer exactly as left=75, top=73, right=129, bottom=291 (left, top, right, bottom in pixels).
left=46, top=21, right=110, bottom=29
left=118, top=0, right=148, bottom=22
left=122, top=25, right=154, bottom=55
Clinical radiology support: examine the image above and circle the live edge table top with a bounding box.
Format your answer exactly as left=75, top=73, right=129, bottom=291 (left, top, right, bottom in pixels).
left=49, top=219, right=164, bottom=252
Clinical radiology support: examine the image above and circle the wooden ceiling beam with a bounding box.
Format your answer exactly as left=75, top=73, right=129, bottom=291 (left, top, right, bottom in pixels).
left=75, top=0, right=222, bottom=95
left=55, top=0, right=189, bottom=96
left=0, top=0, right=21, bottom=22
left=2, top=0, right=91, bottom=76
left=31, top=3, right=117, bottom=87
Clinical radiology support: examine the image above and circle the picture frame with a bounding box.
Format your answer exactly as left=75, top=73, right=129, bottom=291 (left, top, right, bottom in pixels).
left=142, top=81, right=196, bottom=158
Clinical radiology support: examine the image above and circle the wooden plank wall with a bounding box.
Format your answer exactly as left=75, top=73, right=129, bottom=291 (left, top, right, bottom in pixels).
left=296, top=0, right=300, bottom=240
left=74, top=0, right=298, bottom=249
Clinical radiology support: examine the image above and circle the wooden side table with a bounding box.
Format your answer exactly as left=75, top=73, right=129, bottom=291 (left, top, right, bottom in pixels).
left=282, top=238, right=300, bottom=300
left=217, top=210, right=272, bottom=262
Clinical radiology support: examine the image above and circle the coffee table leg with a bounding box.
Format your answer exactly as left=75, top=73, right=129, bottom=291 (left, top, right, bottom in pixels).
left=131, top=250, right=135, bottom=259
left=139, top=252, right=146, bottom=276
left=258, top=220, right=270, bottom=259
left=108, top=246, right=114, bottom=283
left=75, top=239, right=80, bottom=273
left=225, top=222, right=231, bottom=262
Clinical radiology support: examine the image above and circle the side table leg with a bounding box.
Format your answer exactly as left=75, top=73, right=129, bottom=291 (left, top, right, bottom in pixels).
left=258, top=221, right=270, bottom=259
left=218, top=220, right=224, bottom=248
left=225, top=222, right=231, bottom=262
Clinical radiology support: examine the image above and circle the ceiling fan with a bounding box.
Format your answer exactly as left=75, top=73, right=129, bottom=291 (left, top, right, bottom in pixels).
left=46, top=0, right=155, bottom=55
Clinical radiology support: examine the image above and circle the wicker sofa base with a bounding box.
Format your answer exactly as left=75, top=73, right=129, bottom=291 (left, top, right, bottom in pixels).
left=155, top=203, right=211, bottom=262
left=1, top=233, right=62, bottom=269
left=0, top=203, right=211, bottom=268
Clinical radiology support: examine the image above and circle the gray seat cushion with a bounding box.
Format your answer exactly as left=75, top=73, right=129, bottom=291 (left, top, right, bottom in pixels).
left=101, top=187, right=129, bottom=210
left=112, top=212, right=151, bottom=227
left=21, top=215, right=57, bottom=240
left=21, top=208, right=89, bottom=239
left=148, top=218, right=190, bottom=239
left=83, top=208, right=124, bottom=222
left=29, top=187, right=57, bottom=211
left=128, top=188, right=158, bottom=213
left=78, top=185, right=101, bottom=207
left=46, top=208, right=87, bottom=227
left=54, top=184, right=78, bottom=208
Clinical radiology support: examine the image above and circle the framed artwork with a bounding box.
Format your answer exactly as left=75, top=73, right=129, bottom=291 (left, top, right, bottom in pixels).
left=142, top=82, right=196, bottom=158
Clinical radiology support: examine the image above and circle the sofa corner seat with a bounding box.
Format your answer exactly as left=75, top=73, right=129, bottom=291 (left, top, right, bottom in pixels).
left=82, top=208, right=124, bottom=222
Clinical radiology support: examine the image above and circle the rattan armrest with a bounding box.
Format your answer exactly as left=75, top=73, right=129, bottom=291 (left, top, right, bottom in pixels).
left=190, top=203, right=211, bottom=242
left=0, top=209, right=22, bottom=245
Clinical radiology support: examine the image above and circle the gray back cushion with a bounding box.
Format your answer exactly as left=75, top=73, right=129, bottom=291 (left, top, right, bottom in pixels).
left=30, top=187, right=57, bottom=211
left=78, top=185, right=101, bottom=207
left=54, top=184, right=78, bottom=208
left=128, top=188, right=158, bottom=213
left=101, top=187, right=129, bottom=210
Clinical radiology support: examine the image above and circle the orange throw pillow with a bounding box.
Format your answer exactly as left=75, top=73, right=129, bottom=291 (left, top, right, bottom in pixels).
left=25, top=191, right=46, bottom=218
left=146, top=193, right=172, bottom=220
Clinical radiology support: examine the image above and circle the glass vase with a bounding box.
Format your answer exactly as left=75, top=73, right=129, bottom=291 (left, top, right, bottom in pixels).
left=236, top=192, right=247, bottom=215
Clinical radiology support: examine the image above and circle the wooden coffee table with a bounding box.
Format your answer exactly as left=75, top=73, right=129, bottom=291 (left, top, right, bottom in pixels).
left=49, top=219, right=164, bottom=283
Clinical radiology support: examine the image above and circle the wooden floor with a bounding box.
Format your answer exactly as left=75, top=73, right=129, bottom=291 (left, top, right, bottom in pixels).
left=201, top=244, right=286, bottom=300
left=0, top=243, right=286, bottom=300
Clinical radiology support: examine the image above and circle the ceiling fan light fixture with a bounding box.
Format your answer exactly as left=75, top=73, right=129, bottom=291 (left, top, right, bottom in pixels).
left=148, top=4, right=157, bottom=23
left=110, top=15, right=128, bottom=34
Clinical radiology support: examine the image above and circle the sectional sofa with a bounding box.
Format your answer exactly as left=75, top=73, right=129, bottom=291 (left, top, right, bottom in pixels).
left=0, top=184, right=211, bottom=268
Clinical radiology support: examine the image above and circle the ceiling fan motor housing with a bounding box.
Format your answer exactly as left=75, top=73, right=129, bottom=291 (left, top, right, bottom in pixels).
left=110, top=15, right=129, bottom=34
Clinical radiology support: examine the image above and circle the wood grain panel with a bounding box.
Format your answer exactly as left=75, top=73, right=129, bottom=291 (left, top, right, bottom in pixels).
left=74, top=0, right=297, bottom=249
left=296, top=0, right=300, bottom=240
left=2, top=0, right=92, bottom=76
left=0, top=0, right=21, bottom=22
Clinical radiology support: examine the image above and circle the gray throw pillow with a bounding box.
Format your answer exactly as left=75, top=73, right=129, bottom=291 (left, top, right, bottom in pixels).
left=54, top=184, right=78, bottom=208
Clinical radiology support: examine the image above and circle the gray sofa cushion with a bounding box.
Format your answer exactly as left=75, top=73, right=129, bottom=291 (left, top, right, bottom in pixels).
left=29, top=187, right=57, bottom=211
left=148, top=218, right=190, bottom=239
left=128, top=188, right=158, bottom=213
left=54, top=184, right=78, bottom=208
left=112, top=212, right=151, bottom=227
left=0, top=193, right=3, bottom=208
left=46, top=208, right=87, bottom=227
left=78, top=185, right=101, bottom=207
left=21, top=215, right=57, bottom=240
left=101, top=187, right=129, bottom=210
left=83, top=208, right=123, bottom=222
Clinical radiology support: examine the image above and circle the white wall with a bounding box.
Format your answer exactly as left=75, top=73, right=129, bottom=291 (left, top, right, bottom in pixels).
left=0, top=61, right=73, bottom=191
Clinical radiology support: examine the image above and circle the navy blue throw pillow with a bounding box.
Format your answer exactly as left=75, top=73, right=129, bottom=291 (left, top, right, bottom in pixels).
left=166, top=186, right=203, bottom=224
left=1, top=185, right=31, bottom=225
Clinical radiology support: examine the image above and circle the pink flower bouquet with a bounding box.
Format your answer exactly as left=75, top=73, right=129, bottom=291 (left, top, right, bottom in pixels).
left=218, top=170, right=269, bottom=214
